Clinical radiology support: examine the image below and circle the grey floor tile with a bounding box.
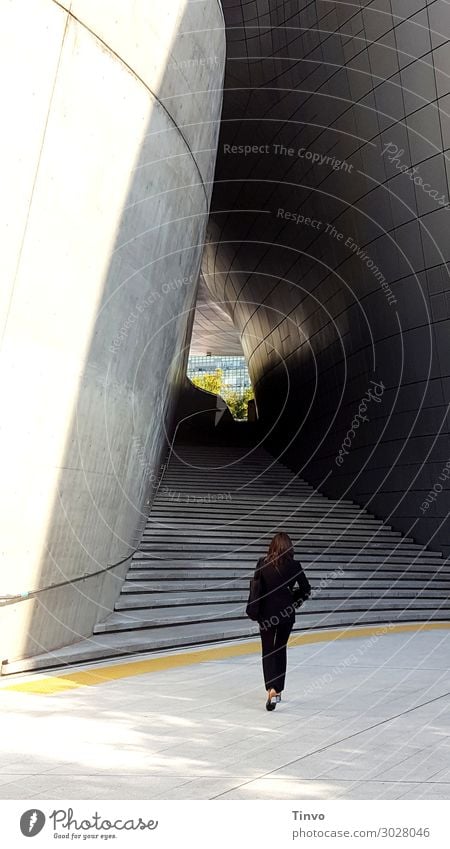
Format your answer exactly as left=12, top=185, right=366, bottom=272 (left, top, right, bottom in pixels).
left=1, top=632, right=450, bottom=800
left=399, top=782, right=450, bottom=800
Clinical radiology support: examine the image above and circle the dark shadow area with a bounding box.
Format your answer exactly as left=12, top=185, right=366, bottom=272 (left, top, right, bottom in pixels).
left=202, top=0, right=450, bottom=556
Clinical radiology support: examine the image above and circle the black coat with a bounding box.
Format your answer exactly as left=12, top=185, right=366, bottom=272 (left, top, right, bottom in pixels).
left=257, top=557, right=311, bottom=622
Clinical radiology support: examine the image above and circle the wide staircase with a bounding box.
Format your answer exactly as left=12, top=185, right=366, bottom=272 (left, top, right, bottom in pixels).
left=6, top=439, right=450, bottom=672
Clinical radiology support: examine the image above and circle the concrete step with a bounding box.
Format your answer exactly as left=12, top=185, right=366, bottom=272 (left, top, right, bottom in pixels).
left=144, top=515, right=394, bottom=526
left=95, top=598, right=450, bottom=633
left=117, top=592, right=248, bottom=608
left=154, top=487, right=354, bottom=497
left=131, top=552, right=448, bottom=564
left=6, top=439, right=446, bottom=675
left=141, top=528, right=407, bottom=539
left=128, top=556, right=450, bottom=570
left=159, top=479, right=308, bottom=486
left=125, top=575, right=450, bottom=590
left=130, top=554, right=446, bottom=569
left=126, top=564, right=450, bottom=579
left=96, top=605, right=247, bottom=631
left=143, top=517, right=395, bottom=529
left=141, top=529, right=404, bottom=540
left=136, top=536, right=441, bottom=549
left=149, top=507, right=374, bottom=518
left=132, top=546, right=444, bottom=561
left=116, top=586, right=449, bottom=608
left=4, top=611, right=450, bottom=675
left=167, top=457, right=285, bottom=464
left=137, top=539, right=413, bottom=551
left=122, top=576, right=450, bottom=592
left=153, top=496, right=358, bottom=506
left=161, top=483, right=315, bottom=492
left=161, top=473, right=314, bottom=483
left=152, top=497, right=364, bottom=506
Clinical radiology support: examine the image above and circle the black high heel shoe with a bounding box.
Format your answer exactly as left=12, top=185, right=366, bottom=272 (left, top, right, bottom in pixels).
left=265, top=689, right=281, bottom=710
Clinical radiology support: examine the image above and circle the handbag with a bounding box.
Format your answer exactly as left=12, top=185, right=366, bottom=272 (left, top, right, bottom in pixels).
left=245, top=558, right=264, bottom=621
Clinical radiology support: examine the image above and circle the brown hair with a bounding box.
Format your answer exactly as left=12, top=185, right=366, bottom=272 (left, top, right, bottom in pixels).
left=266, top=532, right=294, bottom=568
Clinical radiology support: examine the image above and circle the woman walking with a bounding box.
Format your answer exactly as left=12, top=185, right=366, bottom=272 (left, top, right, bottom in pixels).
left=255, top=532, right=311, bottom=711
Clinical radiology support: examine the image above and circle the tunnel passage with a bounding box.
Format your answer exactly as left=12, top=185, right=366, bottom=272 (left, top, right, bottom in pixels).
left=1, top=0, right=449, bottom=674
left=202, top=0, right=450, bottom=555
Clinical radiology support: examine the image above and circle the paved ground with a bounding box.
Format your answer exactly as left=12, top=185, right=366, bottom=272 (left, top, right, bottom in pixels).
left=0, top=626, right=449, bottom=800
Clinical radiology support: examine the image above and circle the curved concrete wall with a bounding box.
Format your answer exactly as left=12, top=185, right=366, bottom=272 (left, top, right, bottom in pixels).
left=0, top=0, right=225, bottom=662
left=203, top=0, right=450, bottom=554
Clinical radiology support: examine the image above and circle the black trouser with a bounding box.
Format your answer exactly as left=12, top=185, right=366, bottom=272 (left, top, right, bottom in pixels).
left=259, top=616, right=294, bottom=692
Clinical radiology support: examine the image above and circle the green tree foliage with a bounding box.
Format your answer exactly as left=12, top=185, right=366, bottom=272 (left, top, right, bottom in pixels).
left=222, top=387, right=254, bottom=420
left=191, top=369, right=254, bottom=420
left=191, top=368, right=224, bottom=395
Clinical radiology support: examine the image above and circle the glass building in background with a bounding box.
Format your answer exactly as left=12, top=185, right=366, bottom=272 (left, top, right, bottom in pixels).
left=187, top=355, right=252, bottom=395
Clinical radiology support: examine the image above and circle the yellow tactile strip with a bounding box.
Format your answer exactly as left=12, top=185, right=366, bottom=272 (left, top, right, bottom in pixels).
left=2, top=621, right=450, bottom=695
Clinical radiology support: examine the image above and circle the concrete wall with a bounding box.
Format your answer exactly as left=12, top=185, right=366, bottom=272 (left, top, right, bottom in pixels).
left=203, top=0, right=450, bottom=555
left=0, top=0, right=225, bottom=662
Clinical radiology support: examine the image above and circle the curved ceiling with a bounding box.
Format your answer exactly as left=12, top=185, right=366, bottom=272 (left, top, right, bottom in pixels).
left=199, top=0, right=450, bottom=555
left=190, top=276, right=243, bottom=355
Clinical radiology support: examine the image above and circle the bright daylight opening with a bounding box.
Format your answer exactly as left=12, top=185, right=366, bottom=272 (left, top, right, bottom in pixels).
left=187, top=354, right=254, bottom=420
